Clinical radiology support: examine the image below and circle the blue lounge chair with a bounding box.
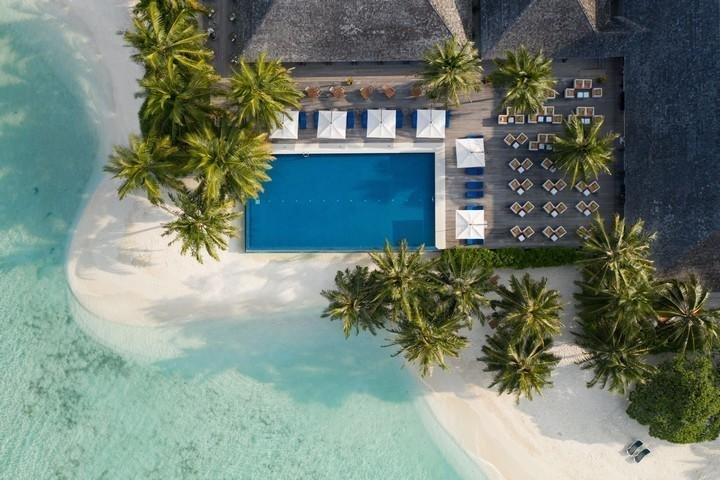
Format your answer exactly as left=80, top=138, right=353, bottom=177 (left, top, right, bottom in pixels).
left=346, top=111, right=355, bottom=129
left=298, top=111, right=307, bottom=129
left=465, top=190, right=484, bottom=199
left=361, top=110, right=368, bottom=129
left=465, top=181, right=484, bottom=189
left=465, top=167, right=484, bottom=175
left=313, top=111, right=319, bottom=127
left=411, top=110, right=418, bottom=129
left=396, top=110, right=404, bottom=129
left=626, top=440, right=643, bottom=456
left=634, top=449, right=650, bottom=463
left=465, top=205, right=484, bottom=210
left=465, top=239, right=484, bottom=246
left=465, top=134, right=483, bottom=139
left=445, top=110, right=452, bottom=128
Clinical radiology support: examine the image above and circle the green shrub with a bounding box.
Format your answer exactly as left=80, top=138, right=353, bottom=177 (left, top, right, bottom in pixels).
left=627, top=356, right=720, bottom=443
left=448, top=247, right=581, bottom=269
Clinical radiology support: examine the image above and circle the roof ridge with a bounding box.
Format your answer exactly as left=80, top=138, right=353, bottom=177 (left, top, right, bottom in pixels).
left=424, top=0, right=468, bottom=41
left=574, top=0, right=599, bottom=31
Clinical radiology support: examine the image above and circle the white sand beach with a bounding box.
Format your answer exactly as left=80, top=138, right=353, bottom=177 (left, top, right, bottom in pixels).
left=60, top=1, right=719, bottom=479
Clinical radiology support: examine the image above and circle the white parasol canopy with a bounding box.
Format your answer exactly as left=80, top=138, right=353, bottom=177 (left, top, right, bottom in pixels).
left=416, top=109, right=446, bottom=138
left=455, top=137, right=485, bottom=167
left=269, top=110, right=299, bottom=139
left=366, top=109, right=396, bottom=138
left=455, top=209, right=486, bottom=239
left=316, top=110, right=347, bottom=139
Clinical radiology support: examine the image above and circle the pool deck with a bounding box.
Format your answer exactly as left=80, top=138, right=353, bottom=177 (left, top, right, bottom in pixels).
left=274, top=58, right=624, bottom=249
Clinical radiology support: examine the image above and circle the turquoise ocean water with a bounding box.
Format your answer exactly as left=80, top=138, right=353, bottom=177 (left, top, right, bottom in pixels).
left=0, top=5, right=486, bottom=479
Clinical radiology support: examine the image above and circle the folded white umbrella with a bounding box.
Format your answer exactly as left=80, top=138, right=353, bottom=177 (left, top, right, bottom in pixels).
left=455, top=209, right=486, bottom=239
left=456, top=137, right=485, bottom=167
left=416, top=109, right=445, bottom=138
left=317, top=110, right=347, bottom=139
left=366, top=109, right=396, bottom=138
left=269, top=110, right=299, bottom=139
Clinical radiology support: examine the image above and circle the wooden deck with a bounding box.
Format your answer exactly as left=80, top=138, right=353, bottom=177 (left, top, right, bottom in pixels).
left=282, top=58, right=624, bottom=249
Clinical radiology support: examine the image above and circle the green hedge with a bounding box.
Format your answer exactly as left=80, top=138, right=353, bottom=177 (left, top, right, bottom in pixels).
left=449, top=247, right=581, bottom=269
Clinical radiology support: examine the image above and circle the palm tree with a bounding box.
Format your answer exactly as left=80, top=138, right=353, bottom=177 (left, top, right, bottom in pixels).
left=369, top=240, right=434, bottom=316
left=125, top=1, right=213, bottom=72
left=161, top=190, right=239, bottom=263
left=139, top=63, right=221, bottom=141
left=656, top=276, right=720, bottom=354
left=184, top=120, right=274, bottom=205
left=136, top=0, right=205, bottom=15
left=228, top=52, right=303, bottom=132
left=104, top=134, right=182, bottom=205
left=389, top=300, right=468, bottom=377
left=489, top=46, right=556, bottom=114
left=420, top=38, right=483, bottom=107
left=321, top=266, right=386, bottom=338
left=432, top=248, right=494, bottom=328
left=551, top=116, right=619, bottom=185
left=479, top=328, right=559, bottom=402
left=578, top=214, right=656, bottom=291
left=491, top=273, right=564, bottom=341
left=574, top=320, right=656, bottom=394
left=574, top=277, right=657, bottom=334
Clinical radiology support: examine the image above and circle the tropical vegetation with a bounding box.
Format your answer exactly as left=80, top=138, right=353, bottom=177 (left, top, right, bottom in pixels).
left=479, top=273, right=563, bottom=401
left=551, top=116, right=619, bottom=185
left=109, top=0, right=301, bottom=262
left=228, top=52, right=303, bottom=132
left=480, top=329, right=559, bottom=402
left=573, top=214, right=659, bottom=394
left=656, top=276, right=720, bottom=354
left=489, top=45, right=556, bottom=114
left=322, top=244, right=495, bottom=376
left=627, top=357, right=720, bottom=443
left=420, top=38, right=483, bottom=107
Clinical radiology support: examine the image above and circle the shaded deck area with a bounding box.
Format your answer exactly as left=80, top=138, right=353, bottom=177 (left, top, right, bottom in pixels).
left=280, top=58, right=624, bottom=249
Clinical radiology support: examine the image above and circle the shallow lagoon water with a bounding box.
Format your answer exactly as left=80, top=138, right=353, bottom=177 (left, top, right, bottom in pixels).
left=0, top=4, right=486, bottom=479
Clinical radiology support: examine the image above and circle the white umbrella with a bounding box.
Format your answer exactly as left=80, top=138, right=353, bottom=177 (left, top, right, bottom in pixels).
left=416, top=109, right=446, bottom=138
left=317, top=110, right=347, bottom=139
left=269, top=110, right=299, bottom=139
left=455, top=209, right=486, bottom=239
left=366, top=109, right=396, bottom=138
left=455, top=137, right=485, bottom=167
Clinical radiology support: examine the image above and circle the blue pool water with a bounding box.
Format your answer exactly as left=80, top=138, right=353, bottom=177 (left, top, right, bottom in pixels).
left=0, top=3, right=486, bottom=479
left=246, top=153, right=436, bottom=251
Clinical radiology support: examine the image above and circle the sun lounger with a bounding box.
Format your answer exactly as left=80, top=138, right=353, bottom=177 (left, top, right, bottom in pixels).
left=465, top=181, right=484, bottom=189
left=465, top=190, right=484, bottom=198
left=346, top=111, right=355, bottom=129
left=465, top=167, right=484, bottom=175
left=592, top=87, right=603, bottom=98
left=465, top=134, right=483, bottom=138
left=411, top=110, right=418, bottom=129
left=298, top=111, right=307, bottom=129
left=361, top=110, right=368, bottom=129
left=626, top=440, right=643, bottom=456
left=445, top=110, right=452, bottom=128
left=465, top=238, right=484, bottom=246
left=313, top=110, right=319, bottom=126
left=465, top=205, right=483, bottom=210
left=564, top=88, right=575, bottom=99
left=396, top=110, right=404, bottom=129
left=634, top=448, right=650, bottom=463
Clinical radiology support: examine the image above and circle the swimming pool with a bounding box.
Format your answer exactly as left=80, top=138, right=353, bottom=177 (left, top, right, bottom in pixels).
left=246, top=152, right=438, bottom=251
